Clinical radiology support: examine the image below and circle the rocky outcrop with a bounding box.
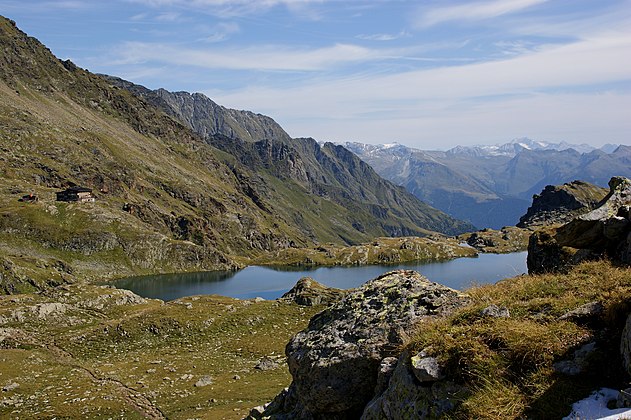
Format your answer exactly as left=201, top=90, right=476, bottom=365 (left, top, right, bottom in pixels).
left=251, top=270, right=470, bottom=419
left=459, top=226, right=529, bottom=253
left=279, top=277, right=345, bottom=307
left=528, top=177, right=631, bottom=273
left=518, top=180, right=608, bottom=228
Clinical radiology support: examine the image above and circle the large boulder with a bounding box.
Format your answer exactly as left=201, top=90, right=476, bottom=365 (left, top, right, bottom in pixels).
left=528, top=177, right=631, bottom=273
left=253, top=270, right=470, bottom=419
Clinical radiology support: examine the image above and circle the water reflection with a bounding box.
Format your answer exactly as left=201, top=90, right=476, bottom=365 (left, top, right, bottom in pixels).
left=114, top=252, right=527, bottom=301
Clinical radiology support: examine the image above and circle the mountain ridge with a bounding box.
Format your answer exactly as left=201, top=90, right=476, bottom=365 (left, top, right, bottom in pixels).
left=346, top=140, right=631, bottom=229
left=105, top=75, right=474, bottom=240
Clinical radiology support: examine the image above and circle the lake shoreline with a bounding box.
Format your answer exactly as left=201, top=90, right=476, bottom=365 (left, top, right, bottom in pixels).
left=114, top=251, right=528, bottom=301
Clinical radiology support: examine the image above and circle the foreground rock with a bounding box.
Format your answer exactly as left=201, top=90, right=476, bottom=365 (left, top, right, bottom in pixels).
left=250, top=270, right=470, bottom=419
left=528, top=177, right=631, bottom=273
left=517, top=180, right=608, bottom=228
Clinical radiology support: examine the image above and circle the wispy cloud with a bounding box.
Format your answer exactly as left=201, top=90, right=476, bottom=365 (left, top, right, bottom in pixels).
left=415, top=0, right=550, bottom=28
left=125, top=0, right=324, bottom=18
left=356, top=31, right=408, bottom=42
left=112, top=42, right=418, bottom=71
left=199, top=22, right=240, bottom=43
left=204, top=31, right=631, bottom=146
left=154, top=11, right=182, bottom=22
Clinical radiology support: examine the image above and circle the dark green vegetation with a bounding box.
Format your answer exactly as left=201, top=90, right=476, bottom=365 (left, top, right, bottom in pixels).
left=410, top=260, right=631, bottom=419
left=0, top=16, right=472, bottom=293
left=346, top=142, right=631, bottom=229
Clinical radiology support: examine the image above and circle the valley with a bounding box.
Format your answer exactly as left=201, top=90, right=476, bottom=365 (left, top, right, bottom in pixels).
left=1, top=11, right=630, bottom=420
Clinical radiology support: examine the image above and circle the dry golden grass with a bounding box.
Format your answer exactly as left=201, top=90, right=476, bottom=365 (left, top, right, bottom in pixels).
left=411, top=260, right=631, bottom=419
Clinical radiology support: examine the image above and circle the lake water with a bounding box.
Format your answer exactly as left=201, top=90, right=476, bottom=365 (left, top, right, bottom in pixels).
left=114, top=251, right=528, bottom=301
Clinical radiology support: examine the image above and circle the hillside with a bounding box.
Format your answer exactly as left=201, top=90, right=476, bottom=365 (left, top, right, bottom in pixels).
left=104, top=77, right=474, bottom=241
left=346, top=141, right=631, bottom=229
left=0, top=16, right=473, bottom=293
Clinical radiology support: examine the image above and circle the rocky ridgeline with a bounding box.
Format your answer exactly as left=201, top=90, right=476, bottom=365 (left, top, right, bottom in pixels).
left=248, top=270, right=471, bottom=419
left=517, top=180, right=608, bottom=228
left=528, top=176, right=631, bottom=273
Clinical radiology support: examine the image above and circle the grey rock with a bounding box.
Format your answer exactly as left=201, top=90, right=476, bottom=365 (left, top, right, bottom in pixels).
left=280, top=277, right=345, bottom=307
left=517, top=180, right=607, bottom=228
left=31, top=302, right=70, bottom=319
left=374, top=357, right=399, bottom=396
left=559, top=301, right=604, bottom=323
left=528, top=176, right=631, bottom=273
left=410, top=354, right=443, bottom=383
left=362, top=351, right=466, bottom=419
left=255, top=357, right=279, bottom=371
left=553, top=342, right=597, bottom=376
left=2, top=382, right=18, bottom=392
left=481, top=304, right=510, bottom=318
left=194, top=376, right=213, bottom=387
left=261, top=270, right=470, bottom=418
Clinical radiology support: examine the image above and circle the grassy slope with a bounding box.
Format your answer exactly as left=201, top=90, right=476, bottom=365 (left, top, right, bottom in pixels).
left=0, top=77, right=310, bottom=291
left=0, top=285, right=322, bottom=419
left=409, top=260, right=631, bottom=419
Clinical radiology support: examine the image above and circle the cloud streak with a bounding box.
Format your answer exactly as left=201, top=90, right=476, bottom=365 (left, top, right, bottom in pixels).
left=415, top=0, right=550, bottom=28
left=113, top=42, right=423, bottom=71
left=204, top=31, right=631, bottom=146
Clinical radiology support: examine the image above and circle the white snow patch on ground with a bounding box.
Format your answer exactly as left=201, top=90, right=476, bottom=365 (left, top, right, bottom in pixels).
left=564, top=388, right=631, bottom=420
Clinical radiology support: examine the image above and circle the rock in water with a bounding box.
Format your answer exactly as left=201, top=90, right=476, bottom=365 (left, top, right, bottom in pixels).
left=280, top=277, right=345, bottom=306
left=257, top=270, right=470, bottom=419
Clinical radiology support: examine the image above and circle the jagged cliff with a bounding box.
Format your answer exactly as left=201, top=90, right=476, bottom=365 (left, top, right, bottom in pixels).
left=517, top=180, right=608, bottom=228
left=528, top=176, right=631, bottom=274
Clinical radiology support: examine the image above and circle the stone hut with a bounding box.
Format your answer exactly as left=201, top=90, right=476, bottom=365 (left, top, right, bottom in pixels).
left=56, top=186, right=95, bottom=203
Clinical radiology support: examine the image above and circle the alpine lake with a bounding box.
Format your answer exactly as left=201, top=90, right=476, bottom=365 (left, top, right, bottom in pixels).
left=114, top=251, right=528, bottom=301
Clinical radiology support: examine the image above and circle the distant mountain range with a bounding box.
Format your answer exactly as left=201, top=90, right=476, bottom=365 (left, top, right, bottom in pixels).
left=345, top=139, right=631, bottom=229
left=444, top=138, right=619, bottom=157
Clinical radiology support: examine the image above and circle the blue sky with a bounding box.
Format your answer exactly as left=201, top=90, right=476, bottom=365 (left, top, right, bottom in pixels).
left=2, top=0, right=630, bottom=149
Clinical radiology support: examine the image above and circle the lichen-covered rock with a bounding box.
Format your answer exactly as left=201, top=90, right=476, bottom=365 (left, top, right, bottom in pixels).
left=259, top=270, right=470, bottom=419
left=559, top=301, right=604, bottom=323
left=481, top=304, right=510, bottom=318
left=410, top=354, right=443, bottom=383
left=362, top=351, right=467, bottom=419
left=528, top=177, right=631, bottom=273
left=280, top=277, right=345, bottom=307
